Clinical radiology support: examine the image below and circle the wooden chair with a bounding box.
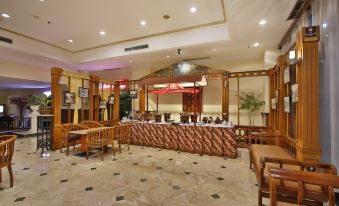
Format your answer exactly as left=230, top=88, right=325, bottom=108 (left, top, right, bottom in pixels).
left=0, top=135, right=16, bottom=187
left=80, top=121, right=104, bottom=128
left=59, top=123, right=87, bottom=155
left=85, top=128, right=115, bottom=161
left=269, top=167, right=339, bottom=206
left=114, top=124, right=130, bottom=153
left=100, top=120, right=119, bottom=127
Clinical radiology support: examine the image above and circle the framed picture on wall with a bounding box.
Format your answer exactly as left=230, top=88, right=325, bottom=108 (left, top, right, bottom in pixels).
left=78, top=87, right=89, bottom=98
left=63, top=92, right=75, bottom=105
left=271, top=98, right=277, bottom=110
left=108, top=96, right=114, bottom=104
left=284, top=96, right=290, bottom=113
left=291, top=84, right=298, bottom=102
left=129, top=90, right=138, bottom=99
left=100, top=100, right=107, bottom=109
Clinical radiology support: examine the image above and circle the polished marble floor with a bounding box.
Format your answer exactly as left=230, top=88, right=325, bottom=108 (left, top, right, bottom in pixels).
left=0, top=136, right=266, bottom=206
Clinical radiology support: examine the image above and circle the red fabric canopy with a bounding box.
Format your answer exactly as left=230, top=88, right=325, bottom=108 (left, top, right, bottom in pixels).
left=150, top=83, right=199, bottom=95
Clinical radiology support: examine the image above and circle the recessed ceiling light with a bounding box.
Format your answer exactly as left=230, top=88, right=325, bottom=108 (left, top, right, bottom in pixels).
left=129, top=60, right=133, bottom=63
left=259, top=20, right=266, bottom=25
left=140, top=20, right=147, bottom=26
left=68, top=39, right=74, bottom=43
left=2, top=13, right=10, bottom=18
left=166, top=55, right=170, bottom=58
left=99, top=31, right=106, bottom=35
left=212, top=48, right=216, bottom=52
left=322, top=23, right=328, bottom=28
left=253, top=42, right=259, bottom=47
left=190, top=7, right=197, bottom=13
left=40, top=0, right=45, bottom=2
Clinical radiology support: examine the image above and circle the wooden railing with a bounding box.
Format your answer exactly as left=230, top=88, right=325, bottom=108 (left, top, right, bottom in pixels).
left=99, top=120, right=119, bottom=127
left=233, top=125, right=285, bottom=148
left=284, top=136, right=297, bottom=158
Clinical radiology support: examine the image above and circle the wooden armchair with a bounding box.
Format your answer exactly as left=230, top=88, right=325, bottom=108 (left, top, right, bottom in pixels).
left=258, top=157, right=337, bottom=205
left=59, top=124, right=87, bottom=155
left=100, top=120, right=119, bottom=127
left=85, top=128, right=115, bottom=161
left=80, top=121, right=104, bottom=128
left=0, top=135, right=16, bottom=187
left=269, top=167, right=339, bottom=206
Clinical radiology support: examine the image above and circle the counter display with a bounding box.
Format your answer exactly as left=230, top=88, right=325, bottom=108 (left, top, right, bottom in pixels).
left=121, top=121, right=238, bottom=159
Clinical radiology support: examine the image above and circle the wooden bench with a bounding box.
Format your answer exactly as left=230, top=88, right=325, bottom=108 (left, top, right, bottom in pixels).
left=269, top=168, right=339, bottom=206
left=250, top=143, right=337, bottom=205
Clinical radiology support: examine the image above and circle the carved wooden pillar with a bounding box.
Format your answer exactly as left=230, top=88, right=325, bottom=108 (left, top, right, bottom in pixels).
left=222, top=78, right=229, bottom=121
left=139, top=85, right=145, bottom=113
left=113, top=81, right=120, bottom=120
left=51, top=67, right=63, bottom=150
left=295, top=26, right=321, bottom=161
left=89, top=75, right=100, bottom=121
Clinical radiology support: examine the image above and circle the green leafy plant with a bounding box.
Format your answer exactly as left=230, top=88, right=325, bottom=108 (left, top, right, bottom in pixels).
left=28, top=94, right=52, bottom=106
left=239, top=91, right=265, bottom=125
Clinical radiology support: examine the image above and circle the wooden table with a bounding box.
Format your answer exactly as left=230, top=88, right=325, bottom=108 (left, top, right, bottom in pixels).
left=68, top=127, right=111, bottom=152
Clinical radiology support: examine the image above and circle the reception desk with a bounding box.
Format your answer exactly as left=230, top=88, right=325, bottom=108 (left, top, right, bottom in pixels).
left=121, top=121, right=238, bottom=159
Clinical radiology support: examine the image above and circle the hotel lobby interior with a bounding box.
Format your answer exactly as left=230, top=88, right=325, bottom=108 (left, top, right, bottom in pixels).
left=0, top=0, right=339, bottom=205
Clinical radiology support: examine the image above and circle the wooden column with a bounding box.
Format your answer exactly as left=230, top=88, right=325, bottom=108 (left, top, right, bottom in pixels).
left=277, top=55, right=288, bottom=132
left=222, top=78, right=229, bottom=121
left=295, top=26, right=321, bottom=161
left=89, top=75, right=100, bottom=121
left=139, top=85, right=145, bottom=113
left=51, top=67, right=63, bottom=150
left=113, top=81, right=120, bottom=120
left=268, top=69, right=275, bottom=127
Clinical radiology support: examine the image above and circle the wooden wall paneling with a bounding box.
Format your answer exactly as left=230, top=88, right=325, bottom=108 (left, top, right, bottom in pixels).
left=268, top=69, right=274, bottom=127
left=51, top=67, right=63, bottom=150
left=278, top=55, right=288, bottom=133
left=113, top=81, right=120, bottom=120
left=80, top=79, right=84, bottom=122
left=67, top=76, right=71, bottom=123
left=139, top=85, right=145, bottom=113
left=295, top=27, right=321, bottom=161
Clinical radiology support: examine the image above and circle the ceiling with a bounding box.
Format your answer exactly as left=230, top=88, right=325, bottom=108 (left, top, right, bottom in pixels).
left=0, top=76, right=50, bottom=89
left=0, top=0, right=225, bottom=51
left=0, top=0, right=297, bottom=74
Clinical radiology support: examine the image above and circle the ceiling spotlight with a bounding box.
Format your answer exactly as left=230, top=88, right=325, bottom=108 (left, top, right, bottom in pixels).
left=190, top=7, right=197, bottom=13
left=2, top=13, right=10, bottom=18
left=99, top=31, right=106, bottom=35
left=140, top=20, right=147, bottom=26
left=212, top=48, right=216, bottom=52
left=68, top=39, right=74, bottom=43
left=253, top=42, right=259, bottom=47
left=259, top=20, right=266, bottom=25
left=40, top=0, right=45, bottom=2
left=166, top=55, right=170, bottom=58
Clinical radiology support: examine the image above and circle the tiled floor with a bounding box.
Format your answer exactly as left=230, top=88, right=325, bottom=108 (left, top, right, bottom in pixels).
left=0, top=136, right=265, bottom=206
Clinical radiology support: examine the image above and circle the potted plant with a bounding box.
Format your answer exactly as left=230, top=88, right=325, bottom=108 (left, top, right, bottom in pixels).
left=28, top=94, right=52, bottom=115
left=239, top=91, right=265, bottom=126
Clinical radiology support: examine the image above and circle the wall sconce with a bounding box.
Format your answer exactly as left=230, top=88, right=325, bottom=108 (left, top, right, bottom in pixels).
left=289, top=50, right=296, bottom=60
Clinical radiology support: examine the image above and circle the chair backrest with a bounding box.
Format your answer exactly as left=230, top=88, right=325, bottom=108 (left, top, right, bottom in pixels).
left=80, top=121, right=104, bottom=128
left=121, top=124, right=130, bottom=139
left=86, top=129, right=102, bottom=143
left=101, top=127, right=115, bottom=142
left=0, top=135, right=16, bottom=167
left=269, top=168, right=339, bottom=206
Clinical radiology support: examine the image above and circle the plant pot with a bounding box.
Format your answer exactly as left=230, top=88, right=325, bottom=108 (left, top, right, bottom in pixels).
left=38, top=106, right=52, bottom=115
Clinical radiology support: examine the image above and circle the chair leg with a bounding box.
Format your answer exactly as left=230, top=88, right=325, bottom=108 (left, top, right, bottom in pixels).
left=66, top=140, right=70, bottom=156
left=258, top=190, right=262, bottom=206
left=101, top=144, right=104, bottom=161
left=112, top=141, right=115, bottom=157
left=119, top=138, right=122, bottom=154
left=7, top=165, right=14, bottom=187
left=127, top=139, right=130, bottom=150
left=86, top=146, right=89, bottom=160
left=73, top=140, right=75, bottom=152
left=0, top=168, right=2, bottom=183
left=60, top=141, right=63, bottom=153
